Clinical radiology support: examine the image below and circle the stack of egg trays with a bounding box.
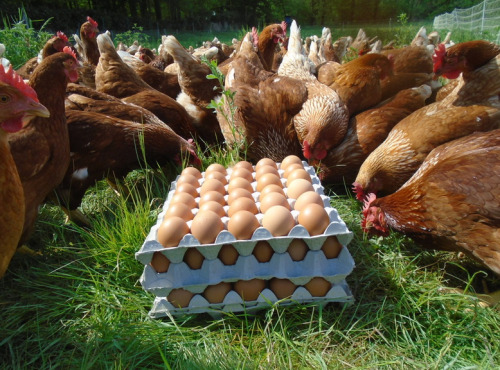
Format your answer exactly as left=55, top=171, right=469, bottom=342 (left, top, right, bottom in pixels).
left=136, top=163, right=356, bottom=317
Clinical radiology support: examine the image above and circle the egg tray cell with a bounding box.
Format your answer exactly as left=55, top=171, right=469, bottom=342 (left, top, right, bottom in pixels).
left=148, top=279, right=354, bottom=318
left=140, top=245, right=355, bottom=297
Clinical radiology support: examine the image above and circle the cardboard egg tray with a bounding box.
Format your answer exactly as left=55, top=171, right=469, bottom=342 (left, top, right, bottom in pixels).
left=136, top=161, right=356, bottom=317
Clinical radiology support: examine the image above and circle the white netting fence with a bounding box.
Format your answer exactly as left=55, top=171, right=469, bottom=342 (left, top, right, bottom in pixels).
left=433, top=0, right=500, bottom=43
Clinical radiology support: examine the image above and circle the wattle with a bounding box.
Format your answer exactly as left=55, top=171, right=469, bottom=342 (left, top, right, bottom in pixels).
left=1, top=117, right=23, bottom=133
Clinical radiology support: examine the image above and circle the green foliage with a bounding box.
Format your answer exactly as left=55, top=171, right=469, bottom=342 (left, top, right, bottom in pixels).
left=114, top=24, right=152, bottom=49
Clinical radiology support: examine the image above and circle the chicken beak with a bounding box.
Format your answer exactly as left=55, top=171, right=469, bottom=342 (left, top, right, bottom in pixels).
left=27, top=100, right=50, bottom=118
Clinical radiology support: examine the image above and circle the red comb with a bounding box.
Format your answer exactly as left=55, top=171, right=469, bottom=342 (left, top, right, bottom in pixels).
left=0, top=65, right=39, bottom=102
left=362, top=193, right=377, bottom=216
left=251, top=27, right=259, bottom=47
left=281, top=21, right=287, bottom=35
left=87, top=16, right=98, bottom=28
left=432, top=43, right=446, bottom=71
left=56, top=31, right=68, bottom=42
left=63, top=46, right=77, bottom=61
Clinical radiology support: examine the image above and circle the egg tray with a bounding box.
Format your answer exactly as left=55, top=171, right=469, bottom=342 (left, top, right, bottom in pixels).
left=140, top=244, right=354, bottom=297
left=148, top=280, right=354, bottom=319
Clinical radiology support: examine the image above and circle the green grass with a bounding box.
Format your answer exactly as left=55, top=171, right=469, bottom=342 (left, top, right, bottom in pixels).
left=1, top=14, right=500, bottom=370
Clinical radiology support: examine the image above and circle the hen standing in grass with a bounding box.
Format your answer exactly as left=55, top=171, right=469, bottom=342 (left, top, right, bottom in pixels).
left=8, top=48, right=78, bottom=247
left=0, top=65, right=50, bottom=278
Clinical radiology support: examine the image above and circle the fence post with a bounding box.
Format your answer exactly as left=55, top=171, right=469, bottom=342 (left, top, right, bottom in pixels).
left=481, top=0, right=486, bottom=33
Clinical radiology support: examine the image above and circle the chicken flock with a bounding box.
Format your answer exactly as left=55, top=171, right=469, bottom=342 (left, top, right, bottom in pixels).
left=0, top=16, right=499, bottom=286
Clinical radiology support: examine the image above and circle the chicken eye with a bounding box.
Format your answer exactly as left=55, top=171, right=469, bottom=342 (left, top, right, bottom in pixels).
left=0, top=94, right=10, bottom=103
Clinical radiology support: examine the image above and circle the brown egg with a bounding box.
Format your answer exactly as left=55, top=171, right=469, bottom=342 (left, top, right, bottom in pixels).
left=260, top=184, right=286, bottom=198
left=227, top=187, right=254, bottom=206
left=232, top=160, right=254, bottom=172
left=167, top=288, right=194, bottom=308
left=286, top=168, right=312, bottom=184
left=200, top=178, right=226, bottom=197
left=283, top=163, right=305, bottom=179
left=255, top=165, right=280, bottom=181
left=270, top=278, right=297, bottom=299
left=205, top=170, right=228, bottom=185
left=322, top=236, right=343, bottom=258
left=157, top=216, right=189, bottom=247
left=286, top=178, right=314, bottom=199
left=205, top=163, right=227, bottom=176
left=228, top=177, right=253, bottom=194
left=259, top=192, right=291, bottom=213
left=287, top=239, right=308, bottom=261
left=183, top=247, right=204, bottom=269
left=218, top=244, right=239, bottom=265
left=252, top=241, right=274, bottom=262
left=150, top=251, right=170, bottom=273
left=262, top=205, right=295, bottom=236
left=294, top=191, right=324, bottom=211
left=174, top=182, right=199, bottom=198
left=199, top=200, right=226, bottom=218
left=255, top=157, right=278, bottom=171
left=164, top=202, right=194, bottom=221
left=204, top=282, right=232, bottom=303
left=234, top=279, right=266, bottom=301
left=190, top=210, right=224, bottom=244
left=228, top=197, right=258, bottom=217
left=230, top=167, right=254, bottom=183
left=304, top=277, right=331, bottom=297
left=228, top=210, right=260, bottom=240
left=198, top=190, right=226, bottom=207
left=280, top=155, right=303, bottom=170
left=170, top=192, right=197, bottom=209
left=298, top=203, right=330, bottom=236
left=182, top=166, right=202, bottom=179
left=176, top=173, right=199, bottom=187
left=256, top=173, right=283, bottom=192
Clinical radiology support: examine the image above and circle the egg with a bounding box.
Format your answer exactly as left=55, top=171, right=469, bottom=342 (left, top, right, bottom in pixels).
left=255, top=157, right=278, bottom=171
left=280, top=155, right=303, bottom=170
left=227, top=177, right=254, bottom=194
left=205, top=170, right=228, bottom=185
left=227, top=210, right=260, bottom=240
left=199, top=190, right=226, bottom=207
left=181, top=166, right=202, bottom=179
left=174, top=182, right=199, bottom=198
left=283, top=163, right=305, bottom=179
left=170, top=192, right=197, bottom=209
left=233, top=160, right=254, bottom=172
left=176, top=173, right=199, bottom=187
left=262, top=205, right=295, bottom=236
left=230, top=167, right=254, bottom=183
left=294, top=191, right=324, bottom=211
left=286, top=168, right=312, bottom=184
left=200, top=178, right=226, bottom=197
left=287, top=239, right=308, bottom=261
left=298, top=203, right=330, bottom=236
left=228, top=197, right=258, bottom=217
left=218, top=244, right=239, bottom=265
left=167, top=288, right=194, bottom=308
left=259, top=192, right=291, bottom=213
left=157, top=216, right=189, bottom=247
left=150, top=251, right=170, bottom=273
left=190, top=210, right=224, bottom=244
left=304, top=277, right=331, bottom=297
left=234, top=279, right=266, bottom=301
left=164, top=202, right=194, bottom=221
left=260, top=183, right=286, bottom=198
left=322, top=236, right=343, bottom=258
left=269, top=278, right=297, bottom=299
left=205, top=163, right=227, bottom=176
left=256, top=173, right=283, bottom=192
left=204, top=282, right=232, bottom=303
left=286, top=178, right=314, bottom=199
left=255, top=165, right=279, bottom=181
left=183, top=247, right=204, bottom=269
left=199, top=200, right=226, bottom=218
left=252, top=241, right=274, bottom=262
left=227, top=187, right=254, bottom=206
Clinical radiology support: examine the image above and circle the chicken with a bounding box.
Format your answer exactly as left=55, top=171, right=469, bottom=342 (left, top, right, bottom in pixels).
left=278, top=20, right=349, bottom=161
left=56, top=109, right=201, bottom=214
left=78, top=16, right=100, bottom=66
left=95, top=32, right=196, bottom=141
left=347, top=29, right=374, bottom=58
left=132, top=63, right=181, bottom=99
left=380, top=71, right=433, bottom=101
left=381, top=45, right=433, bottom=74
left=8, top=48, right=79, bottom=246
left=253, top=22, right=287, bottom=72
left=0, top=65, right=49, bottom=278
left=362, top=128, right=500, bottom=276
left=313, top=85, right=431, bottom=186
left=353, top=103, right=500, bottom=200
